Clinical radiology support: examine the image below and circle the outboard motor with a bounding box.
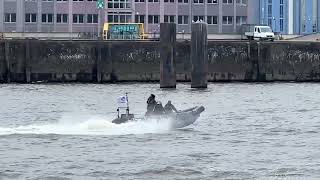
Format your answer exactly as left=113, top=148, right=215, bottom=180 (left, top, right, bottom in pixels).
left=112, top=93, right=135, bottom=124
left=112, top=113, right=134, bottom=124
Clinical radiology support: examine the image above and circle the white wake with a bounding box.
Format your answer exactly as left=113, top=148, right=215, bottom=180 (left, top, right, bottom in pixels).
left=0, top=114, right=173, bottom=136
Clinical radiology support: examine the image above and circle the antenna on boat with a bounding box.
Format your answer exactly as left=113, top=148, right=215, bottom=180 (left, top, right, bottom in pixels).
left=126, top=92, right=129, bottom=115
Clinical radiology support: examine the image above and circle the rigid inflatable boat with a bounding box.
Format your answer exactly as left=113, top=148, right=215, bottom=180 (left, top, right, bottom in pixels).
left=112, top=94, right=205, bottom=129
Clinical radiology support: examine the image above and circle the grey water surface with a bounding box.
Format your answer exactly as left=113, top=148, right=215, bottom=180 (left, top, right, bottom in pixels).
left=0, top=83, right=319, bottom=180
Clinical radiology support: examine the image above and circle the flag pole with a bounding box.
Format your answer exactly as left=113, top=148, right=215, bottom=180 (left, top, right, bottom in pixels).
left=126, top=92, right=129, bottom=115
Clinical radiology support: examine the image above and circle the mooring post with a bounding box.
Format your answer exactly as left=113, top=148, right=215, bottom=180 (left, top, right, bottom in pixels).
left=4, top=40, right=10, bottom=83
left=160, top=23, right=176, bottom=88
left=25, top=40, right=31, bottom=83
left=96, top=41, right=102, bottom=83
left=191, top=22, right=208, bottom=88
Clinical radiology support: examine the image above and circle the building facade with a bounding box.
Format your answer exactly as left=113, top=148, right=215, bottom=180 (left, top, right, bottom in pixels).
left=293, top=0, right=320, bottom=34
left=0, top=0, right=104, bottom=34
left=130, top=0, right=249, bottom=34
left=259, top=0, right=288, bottom=34
left=259, top=0, right=320, bottom=35
left=0, top=0, right=252, bottom=34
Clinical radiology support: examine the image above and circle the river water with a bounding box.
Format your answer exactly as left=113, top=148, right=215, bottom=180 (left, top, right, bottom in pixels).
left=0, top=83, right=319, bottom=180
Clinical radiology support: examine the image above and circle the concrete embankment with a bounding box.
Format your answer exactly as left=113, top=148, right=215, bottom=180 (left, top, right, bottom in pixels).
left=1, top=40, right=320, bottom=83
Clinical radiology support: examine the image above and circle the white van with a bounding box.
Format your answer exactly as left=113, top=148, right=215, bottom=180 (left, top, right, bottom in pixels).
left=243, top=25, right=275, bottom=41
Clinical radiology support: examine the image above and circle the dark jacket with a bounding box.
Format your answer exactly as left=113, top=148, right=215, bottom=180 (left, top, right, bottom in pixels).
left=147, top=96, right=157, bottom=112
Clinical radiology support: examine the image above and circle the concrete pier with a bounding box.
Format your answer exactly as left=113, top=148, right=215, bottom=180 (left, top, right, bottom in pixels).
left=1, top=39, right=320, bottom=83
left=191, top=23, right=208, bottom=88
left=160, top=23, right=176, bottom=88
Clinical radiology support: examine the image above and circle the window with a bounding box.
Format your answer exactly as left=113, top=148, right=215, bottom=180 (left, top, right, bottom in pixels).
left=193, top=0, right=204, bottom=3
left=280, top=6, right=283, bottom=18
left=223, top=0, right=232, bottom=4
left=135, top=0, right=145, bottom=2
left=208, top=0, right=218, bottom=3
left=268, top=18, right=272, bottom=26
left=207, top=16, right=218, bottom=24
left=42, top=13, right=53, bottom=23
left=57, top=0, right=68, bottom=1
left=87, top=14, right=98, bottom=23
left=222, top=16, right=233, bottom=24
left=178, top=15, right=188, bottom=24
left=223, top=0, right=233, bottom=4
left=148, top=0, right=159, bottom=2
left=148, top=15, right=159, bottom=24
left=25, top=13, right=37, bottom=23
left=73, top=14, right=84, bottom=23
left=135, top=15, right=145, bottom=23
left=164, top=15, right=175, bottom=23
left=313, top=24, right=317, bottom=32
left=57, top=14, right=68, bottom=23
left=4, top=13, right=16, bottom=23
left=267, top=4, right=272, bottom=17
left=108, top=0, right=131, bottom=8
left=193, top=16, right=204, bottom=22
left=42, top=0, right=53, bottom=1
left=164, top=0, right=174, bottom=2
left=108, top=12, right=132, bottom=23
left=178, top=0, right=188, bottom=3
left=236, top=0, right=246, bottom=5
left=73, top=0, right=84, bottom=1
left=280, top=19, right=283, bottom=31
left=236, top=16, right=246, bottom=25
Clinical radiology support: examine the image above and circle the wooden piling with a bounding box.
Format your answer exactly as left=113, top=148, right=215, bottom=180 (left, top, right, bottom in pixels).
left=160, top=23, right=176, bottom=88
left=191, top=22, right=208, bottom=88
left=4, top=40, right=10, bottom=83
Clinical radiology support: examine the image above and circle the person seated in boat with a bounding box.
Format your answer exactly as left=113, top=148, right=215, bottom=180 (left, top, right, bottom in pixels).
left=153, top=101, right=166, bottom=115
left=164, top=101, right=178, bottom=114
left=146, top=94, right=157, bottom=115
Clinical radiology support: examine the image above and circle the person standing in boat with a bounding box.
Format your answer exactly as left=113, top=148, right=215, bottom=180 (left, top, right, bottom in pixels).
left=146, top=94, right=157, bottom=115
left=164, top=100, right=178, bottom=114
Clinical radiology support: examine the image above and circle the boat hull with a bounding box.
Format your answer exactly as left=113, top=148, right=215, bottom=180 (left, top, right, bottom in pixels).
left=112, top=106, right=205, bottom=129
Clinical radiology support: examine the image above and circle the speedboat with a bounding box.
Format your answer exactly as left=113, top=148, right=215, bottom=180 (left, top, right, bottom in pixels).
left=112, top=94, right=205, bottom=129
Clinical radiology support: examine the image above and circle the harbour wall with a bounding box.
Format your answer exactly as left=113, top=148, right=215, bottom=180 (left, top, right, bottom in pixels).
left=1, top=40, right=320, bottom=83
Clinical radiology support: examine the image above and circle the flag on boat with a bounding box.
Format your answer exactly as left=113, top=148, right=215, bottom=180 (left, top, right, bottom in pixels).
left=117, top=96, right=128, bottom=108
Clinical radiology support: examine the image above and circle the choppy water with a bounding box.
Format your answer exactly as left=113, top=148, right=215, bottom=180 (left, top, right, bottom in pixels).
left=0, top=83, right=319, bottom=180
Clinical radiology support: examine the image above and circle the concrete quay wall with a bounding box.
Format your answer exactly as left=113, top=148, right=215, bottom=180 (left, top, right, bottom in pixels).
left=0, top=40, right=320, bottom=83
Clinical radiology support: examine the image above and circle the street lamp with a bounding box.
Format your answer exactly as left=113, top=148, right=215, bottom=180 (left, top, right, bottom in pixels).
left=272, top=17, right=276, bottom=32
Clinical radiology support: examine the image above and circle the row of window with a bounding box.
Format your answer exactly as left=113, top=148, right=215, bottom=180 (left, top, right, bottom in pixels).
left=4, top=13, right=246, bottom=25
left=4, top=13, right=98, bottom=23
left=26, top=0, right=247, bottom=5
left=104, top=0, right=246, bottom=9
left=38, top=0, right=98, bottom=2
left=134, top=15, right=246, bottom=25
left=135, top=0, right=246, bottom=4
left=26, top=0, right=98, bottom=2
left=107, top=0, right=131, bottom=8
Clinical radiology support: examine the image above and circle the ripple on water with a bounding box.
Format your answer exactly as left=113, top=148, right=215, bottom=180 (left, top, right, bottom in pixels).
left=122, top=166, right=204, bottom=178
left=0, top=83, right=320, bottom=179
